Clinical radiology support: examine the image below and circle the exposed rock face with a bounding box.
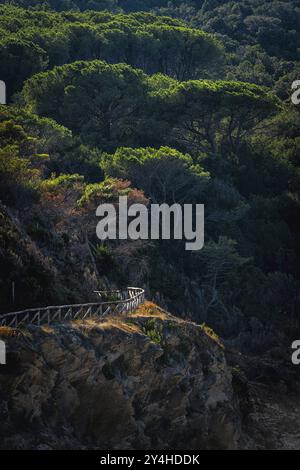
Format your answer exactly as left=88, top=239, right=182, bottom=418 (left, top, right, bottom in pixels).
left=0, top=303, right=241, bottom=450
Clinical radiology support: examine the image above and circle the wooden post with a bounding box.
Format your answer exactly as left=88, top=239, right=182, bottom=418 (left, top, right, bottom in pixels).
left=12, top=281, right=15, bottom=305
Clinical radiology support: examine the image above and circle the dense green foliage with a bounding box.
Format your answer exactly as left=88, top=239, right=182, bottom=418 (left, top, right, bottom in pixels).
left=1, top=0, right=298, bottom=84
left=21, top=59, right=278, bottom=151
left=0, top=2, right=299, bottom=356
left=0, top=5, right=221, bottom=97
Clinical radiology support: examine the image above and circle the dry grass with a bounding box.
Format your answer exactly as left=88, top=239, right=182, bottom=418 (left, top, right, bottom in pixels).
left=73, top=316, right=142, bottom=335
left=130, top=301, right=171, bottom=321
left=0, top=326, right=18, bottom=338
left=200, top=323, right=223, bottom=347
left=99, top=317, right=142, bottom=334
left=77, top=303, right=173, bottom=335
left=41, top=325, right=56, bottom=334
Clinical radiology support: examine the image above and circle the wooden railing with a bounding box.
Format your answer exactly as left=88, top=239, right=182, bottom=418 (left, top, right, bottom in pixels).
left=0, top=287, right=145, bottom=328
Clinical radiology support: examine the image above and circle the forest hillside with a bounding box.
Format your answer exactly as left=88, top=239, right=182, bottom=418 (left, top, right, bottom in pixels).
left=0, top=1, right=299, bottom=375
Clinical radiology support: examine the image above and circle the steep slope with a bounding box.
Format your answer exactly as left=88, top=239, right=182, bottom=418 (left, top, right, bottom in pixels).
left=0, top=303, right=241, bottom=450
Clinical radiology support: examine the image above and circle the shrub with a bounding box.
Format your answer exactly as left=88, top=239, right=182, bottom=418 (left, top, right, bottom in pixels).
left=143, top=318, right=163, bottom=344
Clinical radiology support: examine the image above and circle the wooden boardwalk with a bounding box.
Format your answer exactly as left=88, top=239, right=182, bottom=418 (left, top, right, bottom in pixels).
left=0, top=287, right=145, bottom=328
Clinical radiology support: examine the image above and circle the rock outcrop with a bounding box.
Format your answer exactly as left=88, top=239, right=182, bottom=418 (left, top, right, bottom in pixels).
left=0, top=302, right=241, bottom=450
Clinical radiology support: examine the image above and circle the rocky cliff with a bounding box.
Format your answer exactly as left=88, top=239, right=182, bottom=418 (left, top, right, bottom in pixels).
left=0, top=302, right=241, bottom=450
